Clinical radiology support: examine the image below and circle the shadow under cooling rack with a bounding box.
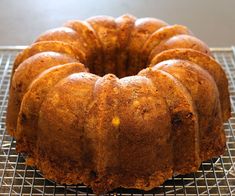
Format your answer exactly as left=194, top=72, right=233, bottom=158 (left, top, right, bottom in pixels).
left=0, top=47, right=235, bottom=196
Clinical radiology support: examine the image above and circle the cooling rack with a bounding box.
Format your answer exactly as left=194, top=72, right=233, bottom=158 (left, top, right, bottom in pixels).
left=0, top=46, right=235, bottom=196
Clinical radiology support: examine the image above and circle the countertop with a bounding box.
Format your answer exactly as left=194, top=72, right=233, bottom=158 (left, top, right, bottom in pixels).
left=0, top=0, right=235, bottom=47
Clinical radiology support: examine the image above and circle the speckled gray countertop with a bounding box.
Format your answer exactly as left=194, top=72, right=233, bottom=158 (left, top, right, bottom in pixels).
left=0, top=0, right=235, bottom=47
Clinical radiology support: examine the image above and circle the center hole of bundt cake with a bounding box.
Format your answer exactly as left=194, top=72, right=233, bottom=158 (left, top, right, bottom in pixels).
left=88, top=55, right=147, bottom=78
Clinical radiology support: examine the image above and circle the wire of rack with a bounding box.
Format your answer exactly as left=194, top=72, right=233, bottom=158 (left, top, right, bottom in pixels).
left=0, top=46, right=235, bottom=196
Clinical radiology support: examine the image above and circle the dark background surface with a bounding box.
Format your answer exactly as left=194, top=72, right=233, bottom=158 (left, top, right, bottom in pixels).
left=0, top=0, right=234, bottom=47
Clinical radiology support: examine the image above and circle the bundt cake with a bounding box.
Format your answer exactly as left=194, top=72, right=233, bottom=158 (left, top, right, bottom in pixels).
left=6, top=14, right=231, bottom=194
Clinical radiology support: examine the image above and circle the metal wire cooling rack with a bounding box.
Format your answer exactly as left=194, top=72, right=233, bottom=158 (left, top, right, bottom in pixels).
left=0, top=46, right=235, bottom=196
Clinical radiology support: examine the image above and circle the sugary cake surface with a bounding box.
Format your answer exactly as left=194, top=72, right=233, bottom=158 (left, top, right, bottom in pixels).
left=6, top=14, right=230, bottom=194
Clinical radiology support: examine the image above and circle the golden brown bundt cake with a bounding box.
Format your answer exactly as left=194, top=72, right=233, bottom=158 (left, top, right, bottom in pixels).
left=6, top=14, right=230, bottom=194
